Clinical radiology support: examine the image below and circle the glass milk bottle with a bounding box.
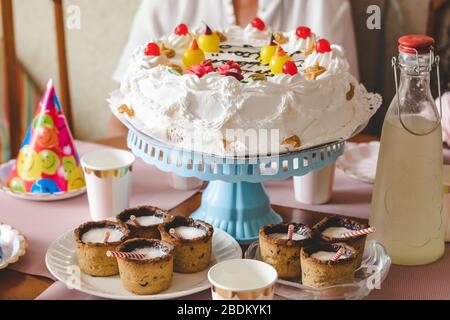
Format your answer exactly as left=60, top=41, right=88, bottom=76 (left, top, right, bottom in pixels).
left=369, top=35, right=444, bottom=265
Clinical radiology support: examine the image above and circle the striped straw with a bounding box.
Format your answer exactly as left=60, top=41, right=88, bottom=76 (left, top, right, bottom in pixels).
left=106, top=251, right=146, bottom=260
left=341, top=227, right=375, bottom=239
left=331, top=248, right=346, bottom=262
left=102, top=231, right=110, bottom=243
left=130, top=215, right=141, bottom=227
left=287, top=224, right=294, bottom=241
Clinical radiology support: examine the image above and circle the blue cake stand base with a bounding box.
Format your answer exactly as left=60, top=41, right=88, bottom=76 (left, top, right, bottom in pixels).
left=126, top=128, right=344, bottom=243
left=191, top=181, right=282, bottom=243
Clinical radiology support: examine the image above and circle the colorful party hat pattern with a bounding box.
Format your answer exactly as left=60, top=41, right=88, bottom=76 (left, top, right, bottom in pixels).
left=7, top=80, right=85, bottom=194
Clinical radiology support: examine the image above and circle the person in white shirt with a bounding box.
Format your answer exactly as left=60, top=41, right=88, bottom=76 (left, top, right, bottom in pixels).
left=110, top=0, right=359, bottom=134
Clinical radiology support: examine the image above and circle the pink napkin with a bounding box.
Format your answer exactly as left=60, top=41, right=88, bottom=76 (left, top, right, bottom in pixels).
left=0, top=141, right=200, bottom=278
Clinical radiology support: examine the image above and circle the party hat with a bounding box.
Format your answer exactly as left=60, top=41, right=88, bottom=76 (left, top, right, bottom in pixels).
left=7, top=79, right=85, bottom=194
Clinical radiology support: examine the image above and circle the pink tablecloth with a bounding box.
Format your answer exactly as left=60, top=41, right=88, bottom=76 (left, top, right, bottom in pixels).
left=12, top=144, right=450, bottom=299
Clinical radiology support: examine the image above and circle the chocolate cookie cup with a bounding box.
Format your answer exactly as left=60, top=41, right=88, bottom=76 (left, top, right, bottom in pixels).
left=159, top=216, right=214, bottom=273
left=301, top=243, right=356, bottom=288
left=312, top=216, right=369, bottom=268
left=74, top=220, right=130, bottom=277
left=259, top=223, right=313, bottom=280
left=116, top=238, right=174, bottom=295
left=117, top=206, right=170, bottom=239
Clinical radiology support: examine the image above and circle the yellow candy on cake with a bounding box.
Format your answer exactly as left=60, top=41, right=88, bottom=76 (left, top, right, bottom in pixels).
left=269, top=46, right=292, bottom=75
left=197, top=24, right=221, bottom=53
left=182, top=38, right=205, bottom=69
left=260, top=34, right=277, bottom=65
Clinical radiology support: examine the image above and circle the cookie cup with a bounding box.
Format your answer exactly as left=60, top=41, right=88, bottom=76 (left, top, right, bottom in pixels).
left=159, top=216, right=213, bottom=273
left=74, top=220, right=130, bottom=277
left=116, top=238, right=174, bottom=295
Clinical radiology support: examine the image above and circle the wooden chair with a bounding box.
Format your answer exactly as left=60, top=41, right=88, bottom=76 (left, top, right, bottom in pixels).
left=0, top=0, right=73, bottom=159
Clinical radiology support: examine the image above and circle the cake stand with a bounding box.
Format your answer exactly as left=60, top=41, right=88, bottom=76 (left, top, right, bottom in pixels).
left=126, top=127, right=344, bottom=243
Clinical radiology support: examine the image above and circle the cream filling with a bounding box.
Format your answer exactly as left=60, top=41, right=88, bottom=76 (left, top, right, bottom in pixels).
left=126, top=215, right=163, bottom=227
left=269, top=233, right=307, bottom=241
left=131, top=247, right=166, bottom=259
left=321, top=227, right=353, bottom=239
left=311, top=251, right=347, bottom=261
left=174, top=226, right=206, bottom=239
left=81, top=228, right=123, bottom=243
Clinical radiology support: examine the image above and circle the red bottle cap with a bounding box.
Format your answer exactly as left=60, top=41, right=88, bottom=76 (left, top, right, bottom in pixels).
left=398, top=35, right=434, bottom=54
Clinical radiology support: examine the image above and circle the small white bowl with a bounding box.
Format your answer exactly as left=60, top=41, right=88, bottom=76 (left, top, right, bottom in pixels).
left=0, top=222, right=28, bottom=270
left=208, top=259, right=277, bottom=300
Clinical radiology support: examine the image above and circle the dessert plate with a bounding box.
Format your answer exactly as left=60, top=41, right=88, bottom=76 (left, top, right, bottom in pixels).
left=0, top=222, right=28, bottom=270
left=45, top=228, right=242, bottom=300
left=245, top=240, right=391, bottom=300
left=0, top=160, right=86, bottom=201
left=336, top=142, right=379, bottom=184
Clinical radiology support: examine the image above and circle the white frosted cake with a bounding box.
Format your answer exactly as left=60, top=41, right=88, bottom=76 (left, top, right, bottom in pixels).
left=110, top=19, right=381, bottom=156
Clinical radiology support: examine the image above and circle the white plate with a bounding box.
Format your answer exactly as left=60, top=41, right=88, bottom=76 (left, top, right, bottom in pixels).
left=336, top=142, right=379, bottom=184
left=45, top=228, right=242, bottom=300
left=0, top=160, right=86, bottom=201
left=245, top=240, right=391, bottom=300
left=0, top=222, right=28, bottom=270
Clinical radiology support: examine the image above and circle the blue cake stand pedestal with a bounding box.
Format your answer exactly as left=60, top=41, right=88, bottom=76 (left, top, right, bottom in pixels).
left=127, top=128, right=344, bottom=243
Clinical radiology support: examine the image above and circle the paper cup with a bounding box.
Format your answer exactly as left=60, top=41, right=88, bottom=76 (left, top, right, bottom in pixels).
left=208, top=259, right=277, bottom=300
left=293, top=163, right=335, bottom=205
left=168, top=173, right=204, bottom=190
left=81, top=149, right=135, bottom=221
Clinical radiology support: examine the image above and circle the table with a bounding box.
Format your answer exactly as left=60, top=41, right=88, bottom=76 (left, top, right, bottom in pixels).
left=2, top=134, right=449, bottom=300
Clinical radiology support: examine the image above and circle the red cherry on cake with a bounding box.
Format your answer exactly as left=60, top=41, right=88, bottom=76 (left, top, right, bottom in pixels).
left=251, top=17, right=265, bottom=31
left=316, top=39, right=332, bottom=53
left=282, top=61, right=298, bottom=75
left=296, top=26, right=311, bottom=39
left=175, top=23, right=189, bottom=36
left=144, top=42, right=160, bottom=56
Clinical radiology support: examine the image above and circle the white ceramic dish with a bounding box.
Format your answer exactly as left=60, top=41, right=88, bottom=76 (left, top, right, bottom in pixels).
left=45, top=227, right=242, bottom=300
left=0, top=222, right=28, bottom=270
left=244, top=240, right=391, bottom=300
left=0, top=160, right=86, bottom=201
left=336, top=142, right=379, bottom=184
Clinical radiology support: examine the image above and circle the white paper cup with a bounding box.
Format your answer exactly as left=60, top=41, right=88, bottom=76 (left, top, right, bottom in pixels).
left=168, top=173, right=204, bottom=190
left=80, top=149, right=135, bottom=221
left=293, top=163, right=335, bottom=205
left=208, top=259, right=277, bottom=300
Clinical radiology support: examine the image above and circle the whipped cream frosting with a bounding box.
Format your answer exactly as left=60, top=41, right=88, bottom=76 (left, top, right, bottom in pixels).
left=131, top=247, right=166, bottom=259
left=311, top=251, right=347, bottom=261
left=132, top=45, right=168, bottom=69
left=126, top=215, right=163, bottom=227
left=174, top=226, right=206, bottom=239
left=111, top=25, right=381, bottom=157
left=243, top=23, right=272, bottom=42
left=284, top=30, right=315, bottom=55
left=164, top=33, right=192, bottom=50
left=321, top=227, right=353, bottom=239
left=81, top=228, right=123, bottom=243
left=269, top=232, right=308, bottom=241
